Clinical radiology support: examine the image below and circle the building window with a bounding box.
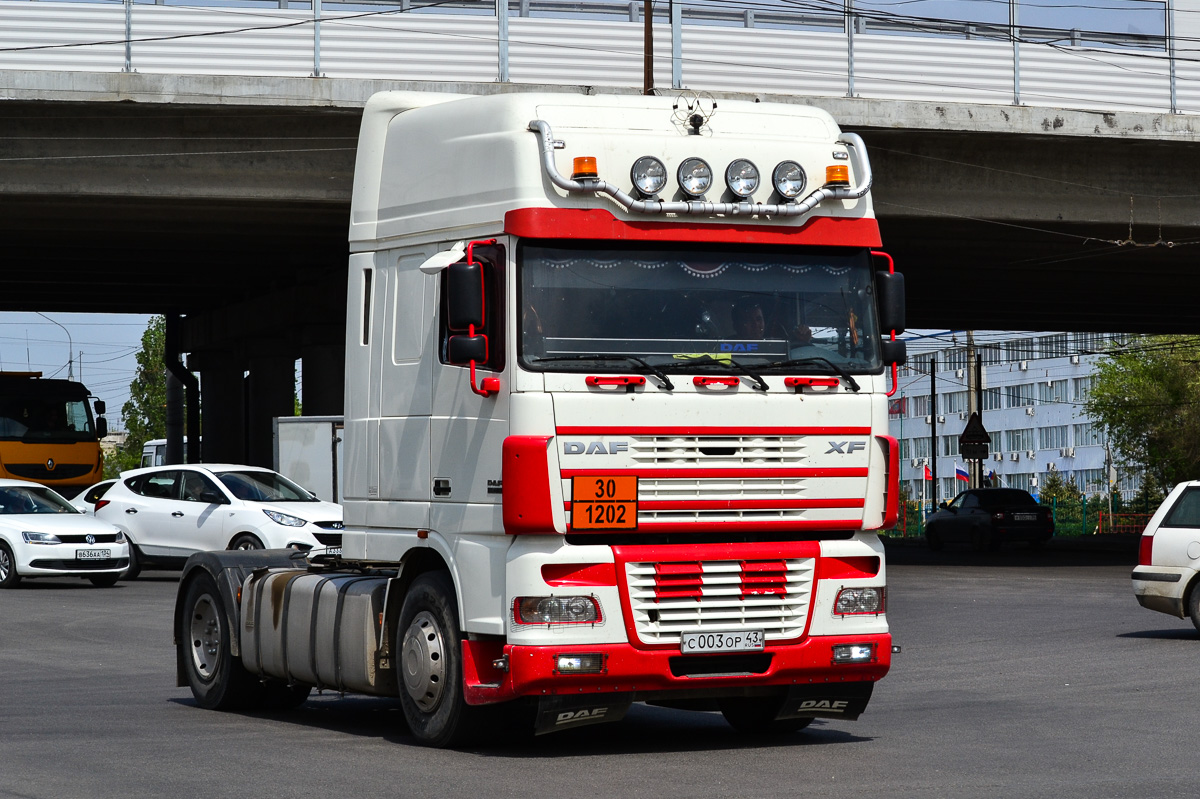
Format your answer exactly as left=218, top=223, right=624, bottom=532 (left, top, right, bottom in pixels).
left=1038, top=425, right=1069, bottom=450
left=1005, top=339, right=1034, bottom=362
left=1006, top=383, right=1035, bottom=408
left=1073, top=332, right=1105, bottom=354
left=943, top=391, right=968, bottom=415
left=941, top=435, right=960, bottom=457
left=1038, top=379, right=1067, bottom=405
left=1038, top=334, right=1068, bottom=359
left=898, top=438, right=911, bottom=460
left=1072, top=376, right=1093, bottom=401
left=978, top=345, right=1001, bottom=366
left=1074, top=468, right=1106, bottom=494
left=982, top=387, right=1002, bottom=411
left=910, top=437, right=931, bottom=459
left=1073, top=423, right=1106, bottom=447
left=944, top=347, right=967, bottom=371
left=1007, top=472, right=1034, bottom=490
left=910, top=394, right=929, bottom=418
left=1006, top=428, right=1035, bottom=452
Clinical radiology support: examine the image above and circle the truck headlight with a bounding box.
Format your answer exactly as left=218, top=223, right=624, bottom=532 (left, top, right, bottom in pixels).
left=631, top=156, right=667, bottom=197
left=834, top=586, right=885, bottom=615
left=514, top=596, right=601, bottom=625
left=772, top=160, right=807, bottom=199
left=677, top=157, right=713, bottom=197
left=725, top=158, right=759, bottom=197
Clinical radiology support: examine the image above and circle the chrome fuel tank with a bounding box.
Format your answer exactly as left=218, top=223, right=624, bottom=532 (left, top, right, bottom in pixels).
left=240, top=570, right=395, bottom=696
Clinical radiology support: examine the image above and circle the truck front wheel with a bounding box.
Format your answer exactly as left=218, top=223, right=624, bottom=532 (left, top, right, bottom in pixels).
left=179, top=572, right=258, bottom=710
left=719, top=696, right=814, bottom=735
left=397, top=571, right=481, bottom=747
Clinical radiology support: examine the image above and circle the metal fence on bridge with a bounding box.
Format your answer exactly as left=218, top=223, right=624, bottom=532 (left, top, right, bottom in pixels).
left=2, top=0, right=1197, bottom=114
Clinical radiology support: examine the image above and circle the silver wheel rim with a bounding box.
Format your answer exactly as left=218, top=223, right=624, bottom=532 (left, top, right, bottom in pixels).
left=234, top=538, right=260, bottom=550
left=189, top=593, right=222, bottom=682
left=0, top=548, right=10, bottom=581
left=401, top=610, right=446, bottom=712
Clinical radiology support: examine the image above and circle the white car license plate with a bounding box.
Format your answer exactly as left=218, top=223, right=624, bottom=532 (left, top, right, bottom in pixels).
left=1013, top=513, right=1037, bottom=521
left=77, top=549, right=110, bottom=560
left=680, top=630, right=765, bottom=655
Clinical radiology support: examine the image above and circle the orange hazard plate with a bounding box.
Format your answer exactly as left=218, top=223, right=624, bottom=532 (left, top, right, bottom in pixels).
left=571, top=475, right=638, bottom=530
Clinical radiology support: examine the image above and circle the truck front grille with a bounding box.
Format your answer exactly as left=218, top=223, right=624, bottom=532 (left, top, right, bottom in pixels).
left=624, top=557, right=815, bottom=644
left=629, top=435, right=803, bottom=467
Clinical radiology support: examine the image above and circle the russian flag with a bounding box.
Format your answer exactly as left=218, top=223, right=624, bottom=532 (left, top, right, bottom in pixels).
left=955, top=462, right=969, bottom=482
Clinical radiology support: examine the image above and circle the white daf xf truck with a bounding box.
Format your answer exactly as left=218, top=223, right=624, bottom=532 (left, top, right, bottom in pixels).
left=174, top=90, right=907, bottom=747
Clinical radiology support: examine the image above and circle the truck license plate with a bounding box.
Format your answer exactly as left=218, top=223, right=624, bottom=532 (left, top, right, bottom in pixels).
left=76, top=549, right=110, bottom=560
left=571, top=475, right=637, bottom=530
left=680, top=630, right=765, bottom=655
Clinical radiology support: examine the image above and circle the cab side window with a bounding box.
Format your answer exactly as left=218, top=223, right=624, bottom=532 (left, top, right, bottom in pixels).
left=181, top=471, right=222, bottom=502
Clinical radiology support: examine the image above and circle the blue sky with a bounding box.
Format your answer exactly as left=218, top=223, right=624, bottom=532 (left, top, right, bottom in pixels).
left=0, top=312, right=152, bottom=430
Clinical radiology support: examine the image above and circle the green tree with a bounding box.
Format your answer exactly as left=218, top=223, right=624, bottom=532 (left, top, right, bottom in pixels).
left=105, top=316, right=167, bottom=477
left=1039, top=469, right=1083, bottom=518
left=1085, top=335, right=1200, bottom=496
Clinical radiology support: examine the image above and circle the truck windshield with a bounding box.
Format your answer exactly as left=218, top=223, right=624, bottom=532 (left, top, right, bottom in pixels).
left=0, top=396, right=94, bottom=442
left=518, top=241, right=882, bottom=373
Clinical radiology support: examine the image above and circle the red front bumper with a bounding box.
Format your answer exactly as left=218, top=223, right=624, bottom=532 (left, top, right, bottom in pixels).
left=463, top=633, right=891, bottom=705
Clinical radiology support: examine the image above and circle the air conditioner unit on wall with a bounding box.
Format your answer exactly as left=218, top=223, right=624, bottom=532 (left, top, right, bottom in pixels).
left=993, top=453, right=1004, bottom=462
left=1010, top=453, right=1020, bottom=461
left=1030, top=477, right=1039, bottom=487
left=1065, top=447, right=1075, bottom=457
left=937, top=415, right=946, bottom=424
left=1025, top=406, right=1036, bottom=416
left=911, top=458, right=921, bottom=467
left=1070, top=355, right=1081, bottom=365
left=959, top=411, right=967, bottom=420
left=1026, top=450, right=1036, bottom=459
left=955, top=369, right=964, bottom=378
left=924, top=415, right=931, bottom=424
left=1019, top=361, right=1028, bottom=371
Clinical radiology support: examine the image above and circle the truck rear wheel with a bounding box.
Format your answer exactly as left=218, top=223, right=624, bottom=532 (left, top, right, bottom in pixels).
left=719, top=696, right=814, bottom=735
left=179, top=572, right=258, bottom=710
left=397, top=571, right=481, bottom=747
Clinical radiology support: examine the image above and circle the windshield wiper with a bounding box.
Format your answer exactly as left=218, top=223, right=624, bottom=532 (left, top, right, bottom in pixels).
left=660, top=355, right=770, bottom=392
left=529, top=354, right=674, bottom=391
left=756, top=357, right=860, bottom=392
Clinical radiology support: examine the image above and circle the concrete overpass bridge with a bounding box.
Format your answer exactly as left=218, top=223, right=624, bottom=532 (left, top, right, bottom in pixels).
left=4, top=0, right=1200, bottom=465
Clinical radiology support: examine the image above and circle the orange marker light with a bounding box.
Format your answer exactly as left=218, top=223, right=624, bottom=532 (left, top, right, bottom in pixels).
left=572, top=156, right=599, bottom=179
left=825, top=164, right=850, bottom=186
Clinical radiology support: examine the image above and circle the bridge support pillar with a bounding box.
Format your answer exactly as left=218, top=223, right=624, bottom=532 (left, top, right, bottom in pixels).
left=248, top=354, right=295, bottom=468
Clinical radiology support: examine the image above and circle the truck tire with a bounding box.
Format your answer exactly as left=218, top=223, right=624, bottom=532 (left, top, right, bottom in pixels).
left=719, top=696, right=813, bottom=735
left=179, top=572, right=259, bottom=710
left=397, top=571, right=482, bottom=747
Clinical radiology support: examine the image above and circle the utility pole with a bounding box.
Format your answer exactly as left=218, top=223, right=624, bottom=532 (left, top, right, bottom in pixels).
left=643, top=0, right=654, bottom=95
left=966, top=331, right=978, bottom=488
left=930, top=354, right=938, bottom=507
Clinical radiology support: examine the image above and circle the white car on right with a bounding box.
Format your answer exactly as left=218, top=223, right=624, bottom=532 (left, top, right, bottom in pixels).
left=1132, top=481, right=1200, bottom=630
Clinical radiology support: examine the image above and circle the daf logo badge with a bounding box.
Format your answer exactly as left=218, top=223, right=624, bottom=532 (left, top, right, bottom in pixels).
left=45, top=458, right=55, bottom=470
left=85, top=534, right=96, bottom=545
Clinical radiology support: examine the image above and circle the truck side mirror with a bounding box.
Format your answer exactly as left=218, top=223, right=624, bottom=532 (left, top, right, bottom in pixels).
left=446, top=261, right=485, bottom=332
left=876, top=271, right=905, bottom=335
left=881, top=338, right=907, bottom=366
left=448, top=334, right=488, bottom=365
left=93, top=399, right=106, bottom=415
left=95, top=417, right=108, bottom=439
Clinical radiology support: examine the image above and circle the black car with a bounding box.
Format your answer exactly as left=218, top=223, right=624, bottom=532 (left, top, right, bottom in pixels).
left=925, top=488, right=1054, bottom=550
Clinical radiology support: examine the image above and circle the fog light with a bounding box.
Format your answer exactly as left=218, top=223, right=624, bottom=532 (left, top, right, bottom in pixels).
left=832, top=643, right=876, bottom=664
left=834, top=586, right=885, bottom=615
left=724, top=158, right=759, bottom=197
left=555, top=653, right=606, bottom=673
left=631, top=156, right=667, bottom=197
left=772, top=160, right=807, bottom=199
left=514, top=596, right=601, bottom=625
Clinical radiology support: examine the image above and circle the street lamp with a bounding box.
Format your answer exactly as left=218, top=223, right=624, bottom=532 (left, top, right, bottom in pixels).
left=35, top=312, right=72, bottom=380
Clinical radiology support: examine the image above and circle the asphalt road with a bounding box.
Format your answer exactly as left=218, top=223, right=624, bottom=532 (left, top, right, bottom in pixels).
left=1, top=539, right=1193, bottom=799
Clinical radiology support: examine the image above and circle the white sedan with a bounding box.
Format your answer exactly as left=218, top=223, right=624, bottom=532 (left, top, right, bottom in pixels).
left=96, top=464, right=343, bottom=579
left=0, top=479, right=129, bottom=588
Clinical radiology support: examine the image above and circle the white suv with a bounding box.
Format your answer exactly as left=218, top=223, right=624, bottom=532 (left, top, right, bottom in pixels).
left=1132, top=481, right=1200, bottom=629
left=96, top=464, right=343, bottom=579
